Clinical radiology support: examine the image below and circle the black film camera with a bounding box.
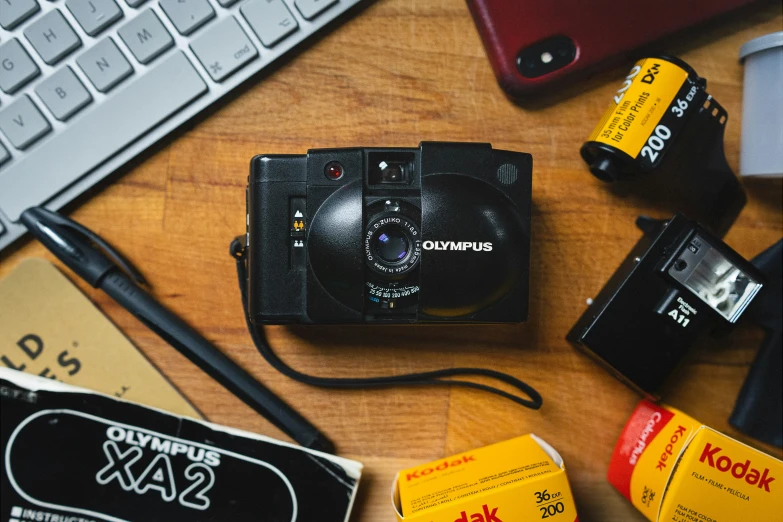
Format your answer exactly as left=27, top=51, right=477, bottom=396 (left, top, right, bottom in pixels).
left=246, top=142, right=532, bottom=324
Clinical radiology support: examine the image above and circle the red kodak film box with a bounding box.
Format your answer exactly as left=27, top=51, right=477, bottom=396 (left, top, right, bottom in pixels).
left=608, top=400, right=783, bottom=521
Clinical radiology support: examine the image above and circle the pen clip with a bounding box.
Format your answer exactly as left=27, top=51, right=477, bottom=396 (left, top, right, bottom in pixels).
left=30, top=208, right=147, bottom=285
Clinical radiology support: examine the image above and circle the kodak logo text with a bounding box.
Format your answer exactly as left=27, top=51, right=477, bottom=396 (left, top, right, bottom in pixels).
left=406, top=455, right=475, bottom=481
left=454, top=504, right=502, bottom=522
left=699, top=443, right=775, bottom=492
left=656, top=425, right=687, bottom=471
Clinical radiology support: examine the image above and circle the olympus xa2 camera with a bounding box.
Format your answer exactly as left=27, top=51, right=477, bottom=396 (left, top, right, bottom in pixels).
left=245, top=142, right=532, bottom=324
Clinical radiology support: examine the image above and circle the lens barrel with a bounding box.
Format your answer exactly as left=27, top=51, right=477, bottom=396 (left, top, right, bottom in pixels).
left=364, top=213, right=421, bottom=277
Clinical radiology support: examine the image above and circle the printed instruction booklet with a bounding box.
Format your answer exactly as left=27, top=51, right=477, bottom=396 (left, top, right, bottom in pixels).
left=0, top=368, right=363, bottom=522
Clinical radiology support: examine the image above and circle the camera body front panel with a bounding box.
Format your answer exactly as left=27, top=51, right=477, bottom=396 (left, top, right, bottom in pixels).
left=247, top=142, right=532, bottom=324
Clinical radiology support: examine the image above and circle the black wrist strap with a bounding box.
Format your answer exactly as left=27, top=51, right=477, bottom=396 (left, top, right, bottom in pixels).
left=230, top=237, right=542, bottom=410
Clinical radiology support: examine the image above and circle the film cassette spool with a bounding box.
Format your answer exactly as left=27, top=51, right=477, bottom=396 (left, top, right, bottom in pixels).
left=581, top=56, right=746, bottom=237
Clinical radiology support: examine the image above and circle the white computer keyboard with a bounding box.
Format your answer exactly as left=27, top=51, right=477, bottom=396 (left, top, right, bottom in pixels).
left=0, top=0, right=364, bottom=251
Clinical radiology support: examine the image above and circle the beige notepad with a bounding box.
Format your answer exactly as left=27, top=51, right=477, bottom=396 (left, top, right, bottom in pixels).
left=0, top=258, right=201, bottom=418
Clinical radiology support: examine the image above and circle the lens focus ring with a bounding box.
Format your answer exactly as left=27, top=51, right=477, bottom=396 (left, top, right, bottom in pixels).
left=364, top=214, right=421, bottom=276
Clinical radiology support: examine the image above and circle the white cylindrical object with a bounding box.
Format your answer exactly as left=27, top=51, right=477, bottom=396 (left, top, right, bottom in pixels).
left=739, top=31, right=783, bottom=178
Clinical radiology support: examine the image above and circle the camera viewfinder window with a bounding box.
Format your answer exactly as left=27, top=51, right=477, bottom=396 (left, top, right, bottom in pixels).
left=368, top=152, right=415, bottom=185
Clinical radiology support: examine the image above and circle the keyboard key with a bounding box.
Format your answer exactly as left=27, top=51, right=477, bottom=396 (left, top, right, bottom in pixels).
left=0, top=52, right=207, bottom=221
left=0, top=142, right=9, bottom=166
left=77, top=38, right=133, bottom=93
left=0, top=0, right=40, bottom=30
left=295, top=0, right=336, bottom=20
left=0, top=39, right=40, bottom=94
left=215, top=0, right=238, bottom=6
left=118, top=9, right=174, bottom=64
left=35, top=66, right=92, bottom=121
left=66, top=0, right=123, bottom=36
left=125, top=0, right=147, bottom=6
left=241, top=0, right=298, bottom=48
left=190, top=17, right=257, bottom=82
left=0, top=95, right=51, bottom=150
left=159, top=0, right=215, bottom=36
left=24, top=10, right=82, bottom=65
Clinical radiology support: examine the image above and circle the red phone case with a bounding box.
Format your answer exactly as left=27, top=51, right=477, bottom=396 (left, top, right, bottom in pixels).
left=466, top=0, right=758, bottom=97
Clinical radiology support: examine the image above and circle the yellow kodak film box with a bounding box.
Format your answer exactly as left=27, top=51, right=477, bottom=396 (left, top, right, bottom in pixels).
left=608, top=400, right=783, bottom=522
left=392, top=434, right=579, bottom=522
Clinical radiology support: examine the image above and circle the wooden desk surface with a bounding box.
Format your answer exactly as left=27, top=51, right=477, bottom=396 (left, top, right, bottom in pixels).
left=1, top=1, right=781, bottom=520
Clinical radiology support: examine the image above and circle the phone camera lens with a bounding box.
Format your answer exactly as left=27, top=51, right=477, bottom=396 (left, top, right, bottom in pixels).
left=374, top=225, right=410, bottom=263
left=517, top=35, right=576, bottom=78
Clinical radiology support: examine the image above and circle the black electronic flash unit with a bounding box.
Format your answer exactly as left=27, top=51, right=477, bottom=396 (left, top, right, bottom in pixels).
left=567, top=214, right=764, bottom=398
left=581, top=56, right=746, bottom=238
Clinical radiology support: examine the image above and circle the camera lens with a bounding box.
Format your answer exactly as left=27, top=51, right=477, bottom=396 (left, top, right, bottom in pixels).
left=364, top=203, right=421, bottom=277
left=374, top=225, right=410, bottom=263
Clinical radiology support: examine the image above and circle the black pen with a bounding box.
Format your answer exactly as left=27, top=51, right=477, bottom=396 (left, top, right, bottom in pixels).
left=20, top=207, right=334, bottom=454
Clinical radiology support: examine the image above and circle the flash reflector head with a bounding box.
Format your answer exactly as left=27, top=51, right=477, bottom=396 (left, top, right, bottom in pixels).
left=668, top=235, right=762, bottom=322
left=567, top=214, right=765, bottom=398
